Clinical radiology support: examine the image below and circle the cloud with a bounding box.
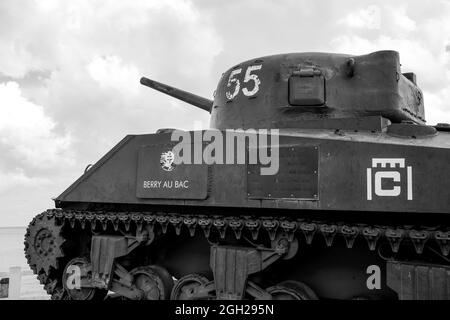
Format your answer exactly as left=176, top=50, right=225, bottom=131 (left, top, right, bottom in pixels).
left=339, top=5, right=381, bottom=30
left=390, top=6, right=417, bottom=32
left=0, top=170, right=50, bottom=194
left=0, top=81, right=73, bottom=172
left=0, top=81, right=74, bottom=225
left=423, top=87, right=450, bottom=125
left=338, top=4, right=417, bottom=33
left=87, top=55, right=140, bottom=95
left=0, top=0, right=220, bottom=226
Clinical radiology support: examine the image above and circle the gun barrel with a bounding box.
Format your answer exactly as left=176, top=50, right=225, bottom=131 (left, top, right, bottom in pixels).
left=140, top=77, right=212, bottom=112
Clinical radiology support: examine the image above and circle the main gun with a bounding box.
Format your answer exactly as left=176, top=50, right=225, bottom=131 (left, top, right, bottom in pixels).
left=140, top=77, right=213, bottom=113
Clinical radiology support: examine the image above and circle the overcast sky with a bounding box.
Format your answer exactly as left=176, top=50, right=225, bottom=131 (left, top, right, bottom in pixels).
left=1, top=0, right=449, bottom=226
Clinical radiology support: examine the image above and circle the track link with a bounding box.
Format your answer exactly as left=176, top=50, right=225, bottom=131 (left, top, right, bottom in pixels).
left=24, top=209, right=450, bottom=299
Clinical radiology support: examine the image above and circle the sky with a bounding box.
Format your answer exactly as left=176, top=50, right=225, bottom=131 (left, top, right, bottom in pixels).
left=0, top=0, right=449, bottom=227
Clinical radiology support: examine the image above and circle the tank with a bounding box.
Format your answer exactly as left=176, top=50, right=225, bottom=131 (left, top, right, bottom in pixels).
left=24, top=50, right=450, bottom=300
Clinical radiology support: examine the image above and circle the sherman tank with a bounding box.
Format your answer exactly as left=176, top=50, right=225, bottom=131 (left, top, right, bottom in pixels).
left=24, top=50, right=450, bottom=300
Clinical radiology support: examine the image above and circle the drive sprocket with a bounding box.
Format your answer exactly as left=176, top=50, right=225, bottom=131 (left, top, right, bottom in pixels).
left=24, top=210, right=66, bottom=299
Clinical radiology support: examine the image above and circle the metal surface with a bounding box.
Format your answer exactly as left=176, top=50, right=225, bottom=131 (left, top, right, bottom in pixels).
left=210, top=51, right=425, bottom=129
left=247, top=145, right=319, bottom=200
left=140, top=77, right=212, bottom=112
left=62, top=257, right=107, bottom=300
left=24, top=211, right=67, bottom=299
left=129, top=266, right=174, bottom=300
left=27, top=209, right=450, bottom=300
left=289, top=71, right=325, bottom=106
left=24, top=212, right=64, bottom=274
left=136, top=144, right=208, bottom=200
left=55, top=130, right=450, bottom=214
left=387, top=261, right=450, bottom=300
left=266, top=281, right=318, bottom=300
left=90, top=236, right=131, bottom=288
left=210, top=244, right=286, bottom=300
left=140, top=51, right=425, bottom=129
left=170, top=274, right=212, bottom=300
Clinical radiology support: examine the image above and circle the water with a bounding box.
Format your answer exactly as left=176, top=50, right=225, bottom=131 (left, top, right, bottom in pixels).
left=0, top=227, right=48, bottom=299
left=0, top=227, right=28, bottom=272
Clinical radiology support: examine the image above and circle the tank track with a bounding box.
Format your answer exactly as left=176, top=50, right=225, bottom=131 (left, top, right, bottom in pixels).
left=24, top=211, right=67, bottom=300
left=25, top=209, right=450, bottom=299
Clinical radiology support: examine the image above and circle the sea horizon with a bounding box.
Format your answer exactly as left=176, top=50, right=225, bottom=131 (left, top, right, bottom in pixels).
left=0, top=226, right=27, bottom=229
left=0, top=226, right=29, bottom=272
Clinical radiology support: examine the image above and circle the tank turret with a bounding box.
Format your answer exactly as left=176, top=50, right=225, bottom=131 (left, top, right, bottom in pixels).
left=141, top=50, right=425, bottom=130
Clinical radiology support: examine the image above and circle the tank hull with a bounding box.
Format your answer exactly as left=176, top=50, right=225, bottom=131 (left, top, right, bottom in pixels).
left=56, top=125, right=450, bottom=216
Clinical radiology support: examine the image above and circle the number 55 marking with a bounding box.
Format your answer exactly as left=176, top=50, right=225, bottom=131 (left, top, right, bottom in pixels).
left=226, top=65, right=262, bottom=100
